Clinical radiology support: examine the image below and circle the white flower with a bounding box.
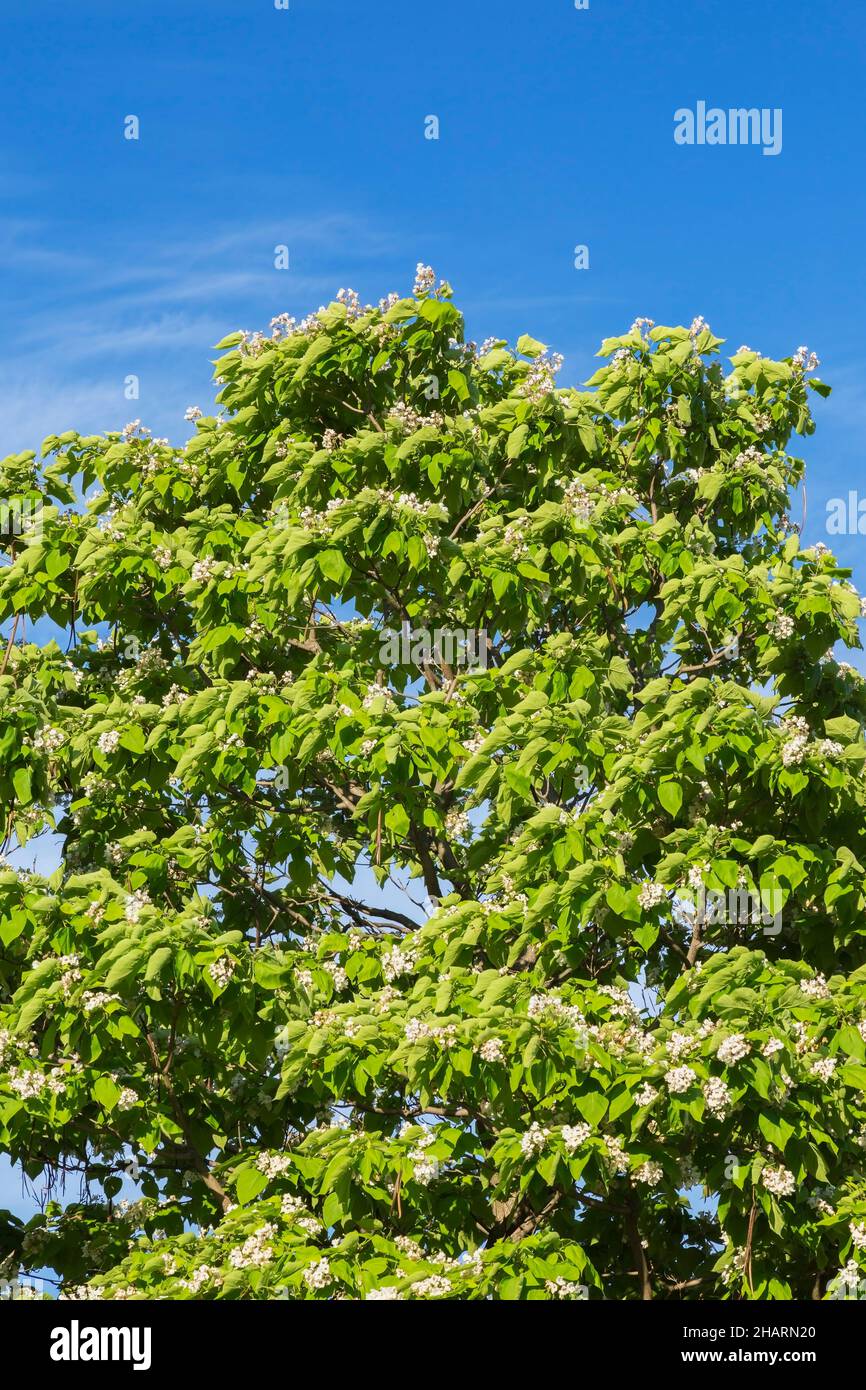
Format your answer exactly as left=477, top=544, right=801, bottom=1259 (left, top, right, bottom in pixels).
left=280, top=1194, right=320, bottom=1234
left=97, top=730, right=121, bottom=754
left=762, top=1037, right=784, bottom=1058
left=229, top=1228, right=276, bottom=1273
left=124, top=889, right=150, bottom=924
left=32, top=726, right=65, bottom=753
left=519, top=349, right=565, bottom=402
left=8, top=1067, right=67, bottom=1099
left=82, top=991, right=119, bottom=1013
left=561, top=1122, right=591, bottom=1153
left=411, top=1274, right=451, bottom=1298
left=834, top=1260, right=862, bottom=1293
left=734, top=446, right=764, bottom=469
left=410, top=1152, right=439, bottom=1185
left=769, top=612, right=795, bottom=640
left=702, top=1076, right=732, bottom=1116
left=184, top=406, right=202, bottom=422
left=208, top=956, right=237, bottom=989
left=366, top=1286, right=404, bottom=1300
left=478, top=1037, right=505, bottom=1063
left=761, top=1164, right=796, bottom=1197
left=561, top=478, right=594, bottom=523
left=257, top=1151, right=293, bottom=1178
left=545, top=1277, right=585, bottom=1299
left=520, top=1122, right=549, bottom=1157
left=666, top=1031, right=697, bottom=1060
left=526, top=992, right=585, bottom=1032
left=362, top=681, right=396, bottom=711
left=817, top=739, right=843, bottom=760
left=382, top=945, right=417, bottom=982
left=191, top=557, right=218, bottom=584
left=633, top=1160, right=663, bottom=1187
left=793, top=345, right=820, bottom=372
left=810, top=1056, right=837, bottom=1083
left=800, top=974, right=831, bottom=1000
left=717, top=1033, right=751, bottom=1065
left=781, top=732, right=809, bottom=766
left=444, top=808, right=471, bottom=842
left=638, top=881, right=666, bottom=910
left=807, top=1186, right=836, bottom=1217
left=413, top=263, right=437, bottom=296
left=406, top=1017, right=437, bottom=1045
left=679, top=1158, right=702, bottom=1189
left=665, top=1066, right=697, bottom=1094
left=635, top=1084, right=658, bottom=1108
left=686, top=863, right=708, bottom=891
left=180, top=1265, right=222, bottom=1293
left=323, top=959, right=348, bottom=992
left=302, top=1258, right=332, bottom=1290
left=850, top=1222, right=866, bottom=1250
left=603, top=1134, right=628, bottom=1173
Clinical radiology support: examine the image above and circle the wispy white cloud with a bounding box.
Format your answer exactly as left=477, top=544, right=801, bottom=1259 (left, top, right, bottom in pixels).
left=0, top=377, right=127, bottom=453
left=1, top=211, right=398, bottom=448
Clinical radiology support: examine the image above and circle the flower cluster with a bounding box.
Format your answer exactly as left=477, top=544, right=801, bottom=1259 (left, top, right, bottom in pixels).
left=665, top=1066, right=697, bottom=1094
left=256, top=1152, right=293, bottom=1179
left=477, top=1037, right=506, bottom=1063
left=208, top=957, right=238, bottom=989
left=228, top=1223, right=276, bottom=1269
left=638, top=881, right=667, bottom=910
left=561, top=1122, right=592, bottom=1153
left=716, top=1033, right=750, bottom=1065
left=761, top=1164, right=796, bottom=1197
left=520, top=1122, right=549, bottom=1157
left=702, top=1077, right=732, bottom=1116
left=382, top=945, right=416, bottom=982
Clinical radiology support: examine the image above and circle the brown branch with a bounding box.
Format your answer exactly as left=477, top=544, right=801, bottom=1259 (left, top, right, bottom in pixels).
left=626, top=1198, right=653, bottom=1300
left=145, top=1029, right=232, bottom=1214
left=744, top=1195, right=757, bottom=1295
left=1, top=614, right=20, bottom=675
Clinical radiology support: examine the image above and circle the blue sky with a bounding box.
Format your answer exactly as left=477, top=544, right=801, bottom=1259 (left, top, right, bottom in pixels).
left=2, top=0, right=865, bottom=549
left=2, top=0, right=866, bottom=1220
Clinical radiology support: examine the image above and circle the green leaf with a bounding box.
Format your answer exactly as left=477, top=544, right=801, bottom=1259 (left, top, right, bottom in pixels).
left=92, top=1076, right=121, bottom=1112
left=506, top=424, right=529, bottom=460
left=517, top=334, right=546, bottom=359
left=319, top=549, right=350, bottom=584
left=236, top=1166, right=269, bottom=1205
left=574, top=1091, right=607, bottom=1126
left=758, top=1113, right=794, bottom=1153
left=12, top=767, right=31, bottom=805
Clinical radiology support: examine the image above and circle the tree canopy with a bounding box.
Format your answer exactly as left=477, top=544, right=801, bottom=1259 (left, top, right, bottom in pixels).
left=1, top=268, right=864, bottom=1300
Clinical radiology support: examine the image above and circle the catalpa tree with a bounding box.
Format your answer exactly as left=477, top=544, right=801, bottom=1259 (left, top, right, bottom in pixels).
left=1, top=267, right=865, bottom=1301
